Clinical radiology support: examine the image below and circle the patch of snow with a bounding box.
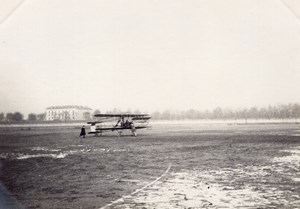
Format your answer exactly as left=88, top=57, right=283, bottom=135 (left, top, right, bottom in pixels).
left=17, top=153, right=67, bottom=159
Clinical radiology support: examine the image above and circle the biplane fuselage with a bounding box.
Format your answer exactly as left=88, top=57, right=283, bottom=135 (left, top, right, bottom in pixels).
left=87, top=113, right=151, bottom=136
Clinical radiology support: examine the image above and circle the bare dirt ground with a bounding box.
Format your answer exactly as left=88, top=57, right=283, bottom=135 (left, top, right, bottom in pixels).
left=0, top=123, right=300, bottom=209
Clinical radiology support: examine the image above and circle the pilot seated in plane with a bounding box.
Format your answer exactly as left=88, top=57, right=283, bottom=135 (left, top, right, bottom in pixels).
left=124, top=119, right=134, bottom=129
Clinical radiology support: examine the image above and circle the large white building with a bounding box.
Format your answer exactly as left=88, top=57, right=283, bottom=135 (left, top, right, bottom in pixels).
left=45, top=105, right=92, bottom=121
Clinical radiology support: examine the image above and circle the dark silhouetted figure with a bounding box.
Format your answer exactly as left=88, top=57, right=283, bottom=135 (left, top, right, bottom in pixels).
left=80, top=125, right=86, bottom=138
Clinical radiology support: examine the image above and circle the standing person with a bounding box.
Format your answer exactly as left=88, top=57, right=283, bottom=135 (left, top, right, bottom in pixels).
left=80, top=125, right=86, bottom=138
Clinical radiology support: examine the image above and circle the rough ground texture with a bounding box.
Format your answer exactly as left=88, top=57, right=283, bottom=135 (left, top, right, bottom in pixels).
left=0, top=123, right=300, bottom=208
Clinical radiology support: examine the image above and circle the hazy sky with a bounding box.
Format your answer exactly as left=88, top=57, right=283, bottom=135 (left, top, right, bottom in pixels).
left=0, top=0, right=300, bottom=116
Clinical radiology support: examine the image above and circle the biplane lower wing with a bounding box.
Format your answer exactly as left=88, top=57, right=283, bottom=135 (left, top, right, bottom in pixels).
left=97, top=126, right=148, bottom=131
left=88, top=126, right=148, bottom=133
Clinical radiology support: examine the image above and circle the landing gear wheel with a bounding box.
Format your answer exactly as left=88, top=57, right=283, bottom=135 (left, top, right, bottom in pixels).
left=132, top=129, right=137, bottom=137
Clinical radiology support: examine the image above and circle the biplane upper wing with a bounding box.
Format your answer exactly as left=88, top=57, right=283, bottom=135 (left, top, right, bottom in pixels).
left=132, top=116, right=151, bottom=120
left=87, top=121, right=104, bottom=124
left=94, top=113, right=150, bottom=118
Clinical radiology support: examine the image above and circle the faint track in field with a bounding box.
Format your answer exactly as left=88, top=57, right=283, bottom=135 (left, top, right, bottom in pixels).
left=100, top=163, right=172, bottom=209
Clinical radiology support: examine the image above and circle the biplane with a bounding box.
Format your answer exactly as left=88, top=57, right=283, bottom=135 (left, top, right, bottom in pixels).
left=87, top=113, right=151, bottom=136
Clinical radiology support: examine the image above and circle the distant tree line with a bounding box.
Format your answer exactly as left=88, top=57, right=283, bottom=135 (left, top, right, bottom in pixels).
left=150, top=103, right=300, bottom=120
left=0, top=112, right=45, bottom=122
left=91, top=103, right=300, bottom=121
left=1, top=103, right=300, bottom=122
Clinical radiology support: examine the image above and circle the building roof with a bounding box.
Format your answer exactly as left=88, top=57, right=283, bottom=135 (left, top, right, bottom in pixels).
left=46, top=105, right=92, bottom=110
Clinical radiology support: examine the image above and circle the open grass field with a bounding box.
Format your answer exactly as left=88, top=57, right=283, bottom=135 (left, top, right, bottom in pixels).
left=0, top=122, right=300, bottom=209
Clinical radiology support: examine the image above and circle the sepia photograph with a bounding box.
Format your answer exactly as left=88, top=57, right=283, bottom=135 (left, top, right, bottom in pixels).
left=0, top=0, right=300, bottom=208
